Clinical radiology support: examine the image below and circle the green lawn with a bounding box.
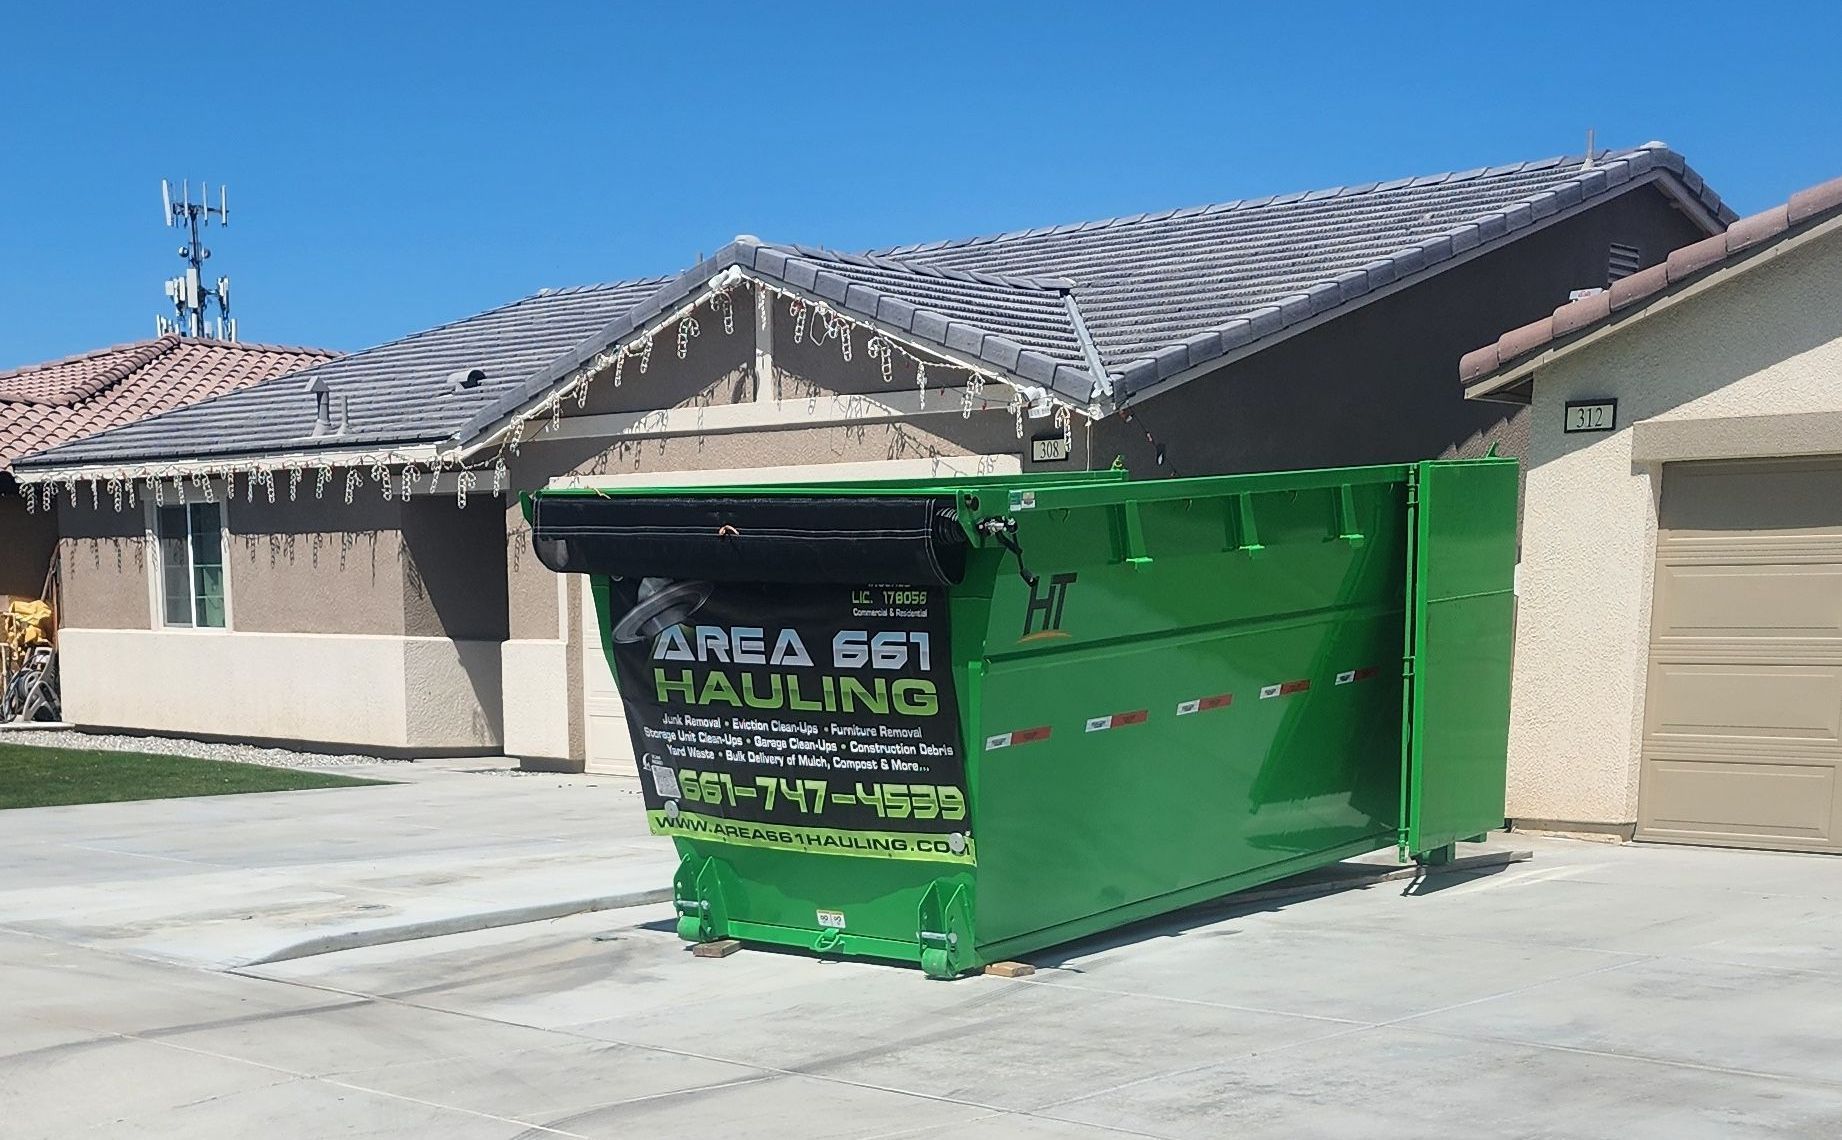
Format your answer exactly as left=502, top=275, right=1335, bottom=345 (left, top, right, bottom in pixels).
left=0, top=743, right=388, bottom=809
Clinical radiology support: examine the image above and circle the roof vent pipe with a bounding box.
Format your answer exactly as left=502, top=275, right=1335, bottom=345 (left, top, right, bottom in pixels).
left=336, top=394, right=350, bottom=435
left=305, top=376, right=331, bottom=436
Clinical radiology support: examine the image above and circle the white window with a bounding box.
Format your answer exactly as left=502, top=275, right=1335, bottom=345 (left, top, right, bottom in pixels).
left=155, top=502, right=227, bottom=628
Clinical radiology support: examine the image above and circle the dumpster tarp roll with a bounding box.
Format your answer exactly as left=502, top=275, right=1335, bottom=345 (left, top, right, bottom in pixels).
left=530, top=494, right=968, bottom=584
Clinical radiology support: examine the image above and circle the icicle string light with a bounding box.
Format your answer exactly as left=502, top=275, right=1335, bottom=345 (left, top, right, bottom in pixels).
left=19, top=277, right=1096, bottom=514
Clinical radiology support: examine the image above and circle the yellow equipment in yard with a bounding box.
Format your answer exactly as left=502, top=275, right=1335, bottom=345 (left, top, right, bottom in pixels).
left=2, top=597, right=59, bottom=723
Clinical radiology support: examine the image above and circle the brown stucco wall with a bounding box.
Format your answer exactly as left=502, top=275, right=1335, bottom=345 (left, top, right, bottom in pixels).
left=401, top=496, right=508, bottom=641
left=50, top=489, right=503, bottom=639
left=505, top=497, right=556, bottom=641
left=0, top=489, right=58, bottom=601
left=1093, top=185, right=1709, bottom=477
left=56, top=499, right=150, bottom=630
left=225, top=494, right=407, bottom=635
left=572, top=319, right=755, bottom=416
left=528, top=417, right=1032, bottom=483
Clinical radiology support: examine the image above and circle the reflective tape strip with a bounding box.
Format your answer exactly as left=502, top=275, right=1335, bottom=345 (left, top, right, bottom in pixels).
left=1259, top=679, right=1310, bottom=699
left=1335, top=667, right=1381, bottom=686
left=986, top=726, right=1052, bottom=750
left=1084, top=710, right=1148, bottom=732
left=1176, top=693, right=1233, bottom=716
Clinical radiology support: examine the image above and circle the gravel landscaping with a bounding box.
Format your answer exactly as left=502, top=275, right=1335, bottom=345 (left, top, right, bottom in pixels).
left=0, top=728, right=415, bottom=770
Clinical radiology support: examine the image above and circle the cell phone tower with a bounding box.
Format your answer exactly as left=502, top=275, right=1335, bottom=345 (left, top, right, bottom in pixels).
left=156, top=179, right=237, bottom=340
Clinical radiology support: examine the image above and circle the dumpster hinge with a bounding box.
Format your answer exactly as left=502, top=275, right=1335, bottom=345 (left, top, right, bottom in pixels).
left=672, top=851, right=731, bottom=944
left=977, top=517, right=1037, bottom=586
left=916, top=879, right=974, bottom=980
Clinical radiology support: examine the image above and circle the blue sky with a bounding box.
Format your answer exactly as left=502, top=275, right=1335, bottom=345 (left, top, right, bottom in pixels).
left=6, top=1, right=1840, bottom=365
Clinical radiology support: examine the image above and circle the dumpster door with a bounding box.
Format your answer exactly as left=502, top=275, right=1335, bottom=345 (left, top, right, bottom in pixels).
left=1400, top=459, right=1517, bottom=857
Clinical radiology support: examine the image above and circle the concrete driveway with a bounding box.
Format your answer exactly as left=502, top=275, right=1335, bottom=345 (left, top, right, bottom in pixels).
left=6, top=830, right=1842, bottom=1138
left=0, top=760, right=676, bottom=969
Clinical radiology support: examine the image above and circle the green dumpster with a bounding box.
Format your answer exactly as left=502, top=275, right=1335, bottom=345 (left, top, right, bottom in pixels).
left=525, top=458, right=1516, bottom=978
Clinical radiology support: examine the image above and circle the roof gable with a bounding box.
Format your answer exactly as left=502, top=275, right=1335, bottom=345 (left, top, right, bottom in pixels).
left=1461, top=173, right=1842, bottom=399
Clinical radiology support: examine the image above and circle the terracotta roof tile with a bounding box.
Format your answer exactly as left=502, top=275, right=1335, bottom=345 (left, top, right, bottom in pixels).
left=0, top=336, right=334, bottom=470
left=1789, top=176, right=1842, bottom=224
left=1664, top=232, right=1729, bottom=279
left=1462, top=172, right=1842, bottom=391
left=1718, top=204, right=1787, bottom=251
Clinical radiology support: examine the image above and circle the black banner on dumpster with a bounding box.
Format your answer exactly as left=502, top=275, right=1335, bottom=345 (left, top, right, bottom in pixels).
left=604, top=579, right=974, bottom=864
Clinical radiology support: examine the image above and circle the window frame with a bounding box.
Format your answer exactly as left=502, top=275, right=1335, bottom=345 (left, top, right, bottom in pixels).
left=147, top=494, right=233, bottom=631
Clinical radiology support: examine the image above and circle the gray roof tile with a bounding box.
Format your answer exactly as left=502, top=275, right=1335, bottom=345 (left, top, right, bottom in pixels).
left=22, top=280, right=663, bottom=467
left=28, top=144, right=1734, bottom=469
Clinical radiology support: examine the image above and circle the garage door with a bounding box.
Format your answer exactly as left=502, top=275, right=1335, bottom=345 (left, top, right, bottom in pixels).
left=1639, top=457, right=1842, bottom=852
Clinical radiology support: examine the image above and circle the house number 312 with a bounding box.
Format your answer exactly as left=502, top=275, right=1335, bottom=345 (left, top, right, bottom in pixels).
left=1563, top=400, right=1617, bottom=433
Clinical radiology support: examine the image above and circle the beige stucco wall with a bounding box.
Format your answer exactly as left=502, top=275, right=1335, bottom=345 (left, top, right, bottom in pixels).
left=58, top=627, right=501, bottom=752
left=1508, top=224, right=1842, bottom=826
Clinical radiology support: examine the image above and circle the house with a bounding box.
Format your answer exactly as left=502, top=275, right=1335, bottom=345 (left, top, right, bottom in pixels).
left=16, top=142, right=1729, bottom=771
left=1461, top=173, right=1842, bottom=854
left=0, top=335, right=334, bottom=602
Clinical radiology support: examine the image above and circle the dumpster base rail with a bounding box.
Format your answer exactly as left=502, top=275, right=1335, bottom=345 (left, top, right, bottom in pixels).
left=677, top=832, right=1394, bottom=978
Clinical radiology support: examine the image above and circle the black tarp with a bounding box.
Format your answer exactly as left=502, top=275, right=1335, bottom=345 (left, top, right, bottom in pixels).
left=530, top=494, right=968, bottom=585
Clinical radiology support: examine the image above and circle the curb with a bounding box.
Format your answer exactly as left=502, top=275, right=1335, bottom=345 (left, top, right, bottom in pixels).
left=241, top=886, right=674, bottom=967
left=238, top=851, right=1528, bottom=969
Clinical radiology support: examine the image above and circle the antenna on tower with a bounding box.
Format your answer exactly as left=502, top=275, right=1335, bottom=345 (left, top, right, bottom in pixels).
left=156, top=179, right=237, bottom=341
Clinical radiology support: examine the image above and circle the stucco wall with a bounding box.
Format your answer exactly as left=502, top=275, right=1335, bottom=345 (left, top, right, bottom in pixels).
left=401, top=496, right=508, bottom=641
left=573, top=318, right=755, bottom=416
left=226, top=495, right=406, bottom=635
left=58, top=627, right=502, bottom=752
left=1508, top=224, right=1842, bottom=826
left=57, top=500, right=151, bottom=630
left=0, top=489, right=58, bottom=601
left=1094, top=185, right=1708, bottom=477
left=58, top=489, right=506, bottom=641
left=54, top=486, right=506, bottom=752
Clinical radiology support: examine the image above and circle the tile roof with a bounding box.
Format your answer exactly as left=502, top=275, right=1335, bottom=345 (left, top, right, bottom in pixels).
left=18, top=280, right=664, bottom=468
left=463, top=144, right=1732, bottom=448
left=22, top=142, right=1731, bottom=472
left=881, top=143, right=1731, bottom=397
left=0, top=336, right=334, bottom=471
left=1460, top=173, right=1842, bottom=395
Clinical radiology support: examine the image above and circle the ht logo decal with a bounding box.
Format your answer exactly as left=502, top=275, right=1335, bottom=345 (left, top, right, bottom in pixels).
left=1020, top=573, right=1077, bottom=641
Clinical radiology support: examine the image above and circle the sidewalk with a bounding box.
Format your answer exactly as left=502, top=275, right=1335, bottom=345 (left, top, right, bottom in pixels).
left=0, top=760, right=677, bottom=969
